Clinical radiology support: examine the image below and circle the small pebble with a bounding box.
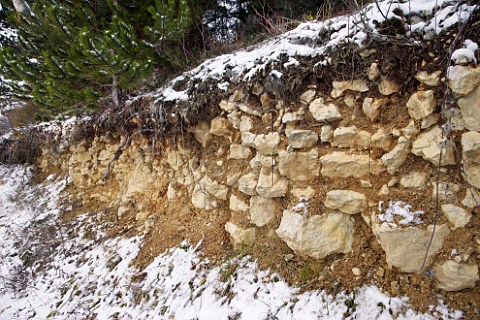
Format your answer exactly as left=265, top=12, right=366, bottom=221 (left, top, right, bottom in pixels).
left=352, top=267, right=361, bottom=276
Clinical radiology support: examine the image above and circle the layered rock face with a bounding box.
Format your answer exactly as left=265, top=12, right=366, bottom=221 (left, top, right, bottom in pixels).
left=41, top=57, right=480, bottom=294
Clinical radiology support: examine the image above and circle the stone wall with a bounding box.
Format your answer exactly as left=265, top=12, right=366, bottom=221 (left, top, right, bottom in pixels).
left=41, top=63, right=480, bottom=293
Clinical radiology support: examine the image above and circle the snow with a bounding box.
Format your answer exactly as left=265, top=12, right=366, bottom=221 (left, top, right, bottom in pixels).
left=378, top=201, right=425, bottom=225
left=148, top=0, right=477, bottom=107
left=451, top=39, right=478, bottom=64
left=0, top=165, right=464, bottom=319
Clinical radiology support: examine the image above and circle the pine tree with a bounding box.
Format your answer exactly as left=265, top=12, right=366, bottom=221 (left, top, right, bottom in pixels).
left=0, top=0, right=191, bottom=119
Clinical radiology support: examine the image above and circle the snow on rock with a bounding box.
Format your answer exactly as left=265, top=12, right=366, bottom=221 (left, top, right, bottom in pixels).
left=377, top=201, right=424, bottom=225
left=451, top=39, right=478, bottom=65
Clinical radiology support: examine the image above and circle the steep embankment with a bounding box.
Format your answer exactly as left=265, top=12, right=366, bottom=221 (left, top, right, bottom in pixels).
left=2, top=0, right=480, bottom=319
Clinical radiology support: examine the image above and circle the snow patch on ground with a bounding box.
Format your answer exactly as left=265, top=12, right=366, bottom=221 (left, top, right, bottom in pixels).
left=0, top=165, right=464, bottom=320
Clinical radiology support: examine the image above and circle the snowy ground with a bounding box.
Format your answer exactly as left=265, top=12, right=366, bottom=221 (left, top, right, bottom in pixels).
left=0, top=165, right=464, bottom=320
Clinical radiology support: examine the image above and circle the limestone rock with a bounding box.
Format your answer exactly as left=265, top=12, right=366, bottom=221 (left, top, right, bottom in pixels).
left=276, top=210, right=353, bottom=259
left=227, top=168, right=243, bottom=187
left=462, top=189, right=480, bottom=208
left=282, top=111, right=304, bottom=123
left=434, top=260, right=479, bottom=291
left=401, top=120, right=420, bottom=140
left=192, top=185, right=217, bottom=210
left=254, top=132, right=280, bottom=155
left=250, top=196, right=278, bottom=226
left=230, top=89, right=245, bottom=102
left=441, top=204, right=471, bottom=230
left=256, top=167, right=288, bottom=198
left=241, top=132, right=256, bottom=147
left=117, top=206, right=129, bottom=219
left=447, top=65, right=480, bottom=96
left=462, top=131, right=480, bottom=188
left=300, top=90, right=316, bottom=105
left=400, top=172, right=428, bottom=188
left=239, top=116, right=253, bottom=132
left=229, top=144, right=252, bottom=159
left=362, top=98, right=388, bottom=122
left=238, top=172, right=258, bottom=196
left=331, top=80, right=369, bottom=98
left=371, top=128, right=393, bottom=151
left=192, top=122, right=211, bottom=148
left=199, top=176, right=228, bottom=200
left=97, top=149, right=112, bottom=161
left=372, top=223, right=449, bottom=273
left=406, top=90, right=436, bottom=120
left=324, top=190, right=368, bottom=214
left=378, top=77, right=399, bottom=96
left=464, top=163, right=480, bottom=189
left=433, top=182, right=461, bottom=203
left=219, top=100, right=236, bottom=112
left=227, top=110, right=241, bottom=129
left=167, top=182, right=181, bottom=200
left=291, top=186, right=315, bottom=198
left=381, top=137, right=411, bottom=174
left=458, top=85, right=480, bottom=132
left=288, top=130, right=318, bottom=149
left=368, top=62, right=380, bottom=81
left=411, top=126, right=456, bottom=166
left=210, top=117, right=233, bottom=138
left=415, top=70, right=441, bottom=87
left=225, top=222, right=256, bottom=249
left=320, top=125, right=334, bottom=143
left=309, top=98, right=343, bottom=122
left=320, top=152, right=384, bottom=178
left=250, top=153, right=275, bottom=171
left=331, top=126, right=371, bottom=149
left=230, top=194, right=250, bottom=212
left=278, top=149, right=319, bottom=182
left=462, top=131, right=480, bottom=162
left=239, top=103, right=262, bottom=117
left=421, top=113, right=440, bottom=129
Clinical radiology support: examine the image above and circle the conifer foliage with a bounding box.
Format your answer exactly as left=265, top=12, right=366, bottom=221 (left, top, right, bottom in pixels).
left=0, top=0, right=190, bottom=119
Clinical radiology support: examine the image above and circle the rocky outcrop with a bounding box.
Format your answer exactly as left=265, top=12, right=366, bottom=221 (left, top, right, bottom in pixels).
left=276, top=210, right=353, bottom=259
left=52, top=41, right=480, bottom=296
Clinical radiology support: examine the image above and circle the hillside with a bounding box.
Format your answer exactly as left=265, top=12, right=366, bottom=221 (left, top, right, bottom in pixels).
left=1, top=0, right=480, bottom=319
